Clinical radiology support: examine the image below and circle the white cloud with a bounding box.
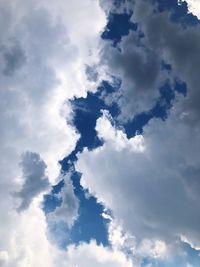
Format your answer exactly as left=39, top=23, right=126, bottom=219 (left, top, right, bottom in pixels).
left=103, top=212, right=169, bottom=265
left=65, top=240, right=133, bottom=267
left=182, top=0, right=200, bottom=19
left=76, top=100, right=200, bottom=252
left=137, top=239, right=167, bottom=259
left=76, top=4, right=200, bottom=258
left=0, top=251, right=8, bottom=264
left=96, top=110, right=145, bottom=152
left=1, top=0, right=200, bottom=265
left=0, top=0, right=107, bottom=266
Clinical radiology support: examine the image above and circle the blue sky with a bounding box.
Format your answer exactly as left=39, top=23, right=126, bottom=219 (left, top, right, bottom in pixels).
left=0, top=0, right=200, bottom=266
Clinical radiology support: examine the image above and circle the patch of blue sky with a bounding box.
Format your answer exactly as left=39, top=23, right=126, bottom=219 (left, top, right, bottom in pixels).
left=43, top=81, right=120, bottom=247
left=43, top=170, right=109, bottom=247
left=43, top=194, right=62, bottom=214
left=68, top=171, right=109, bottom=246
left=102, top=12, right=137, bottom=45
left=60, top=81, right=119, bottom=172
left=180, top=242, right=200, bottom=267
left=157, top=0, right=199, bottom=26
left=68, top=81, right=119, bottom=151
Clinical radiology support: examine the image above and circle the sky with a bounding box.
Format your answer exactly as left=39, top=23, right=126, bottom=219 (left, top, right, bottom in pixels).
left=0, top=0, right=200, bottom=266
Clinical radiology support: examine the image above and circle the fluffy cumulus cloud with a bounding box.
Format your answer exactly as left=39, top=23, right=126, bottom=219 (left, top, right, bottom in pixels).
left=100, top=0, right=200, bottom=123
left=76, top=0, right=200, bottom=260
left=2, top=0, right=200, bottom=266
left=103, top=212, right=168, bottom=265
left=65, top=240, right=133, bottom=267
left=183, top=0, right=200, bottom=18
left=76, top=102, right=200, bottom=252
left=0, top=0, right=109, bottom=266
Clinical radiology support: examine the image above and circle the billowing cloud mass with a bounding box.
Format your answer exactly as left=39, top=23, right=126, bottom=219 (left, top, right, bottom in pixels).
left=77, top=106, right=200, bottom=247
left=1, top=0, right=200, bottom=266
left=76, top=0, right=200, bottom=260
left=100, top=0, right=200, bottom=123
left=65, top=240, right=133, bottom=267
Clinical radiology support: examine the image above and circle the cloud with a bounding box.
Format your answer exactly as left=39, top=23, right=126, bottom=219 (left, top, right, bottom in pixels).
left=76, top=0, right=200, bottom=263
left=101, top=31, right=165, bottom=119
left=99, top=5, right=176, bottom=121
left=1, top=0, right=200, bottom=265
left=47, top=174, right=79, bottom=227
left=65, top=240, right=133, bottom=267
left=79, top=4, right=200, bottom=256
left=100, top=0, right=134, bottom=15
left=15, top=152, right=50, bottom=211
left=100, top=0, right=200, bottom=123
left=184, top=0, right=200, bottom=18
left=104, top=212, right=170, bottom=265
left=1, top=43, right=26, bottom=76
left=0, top=251, right=8, bottom=264
left=0, top=0, right=107, bottom=265
left=132, top=0, right=200, bottom=124
left=76, top=104, right=200, bottom=251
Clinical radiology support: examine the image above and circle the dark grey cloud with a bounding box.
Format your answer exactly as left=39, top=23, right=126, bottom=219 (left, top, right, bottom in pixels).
left=16, top=152, right=50, bottom=211
left=100, top=1, right=171, bottom=120
left=101, top=0, right=200, bottom=124
left=132, top=0, right=200, bottom=124
left=103, top=31, right=164, bottom=119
